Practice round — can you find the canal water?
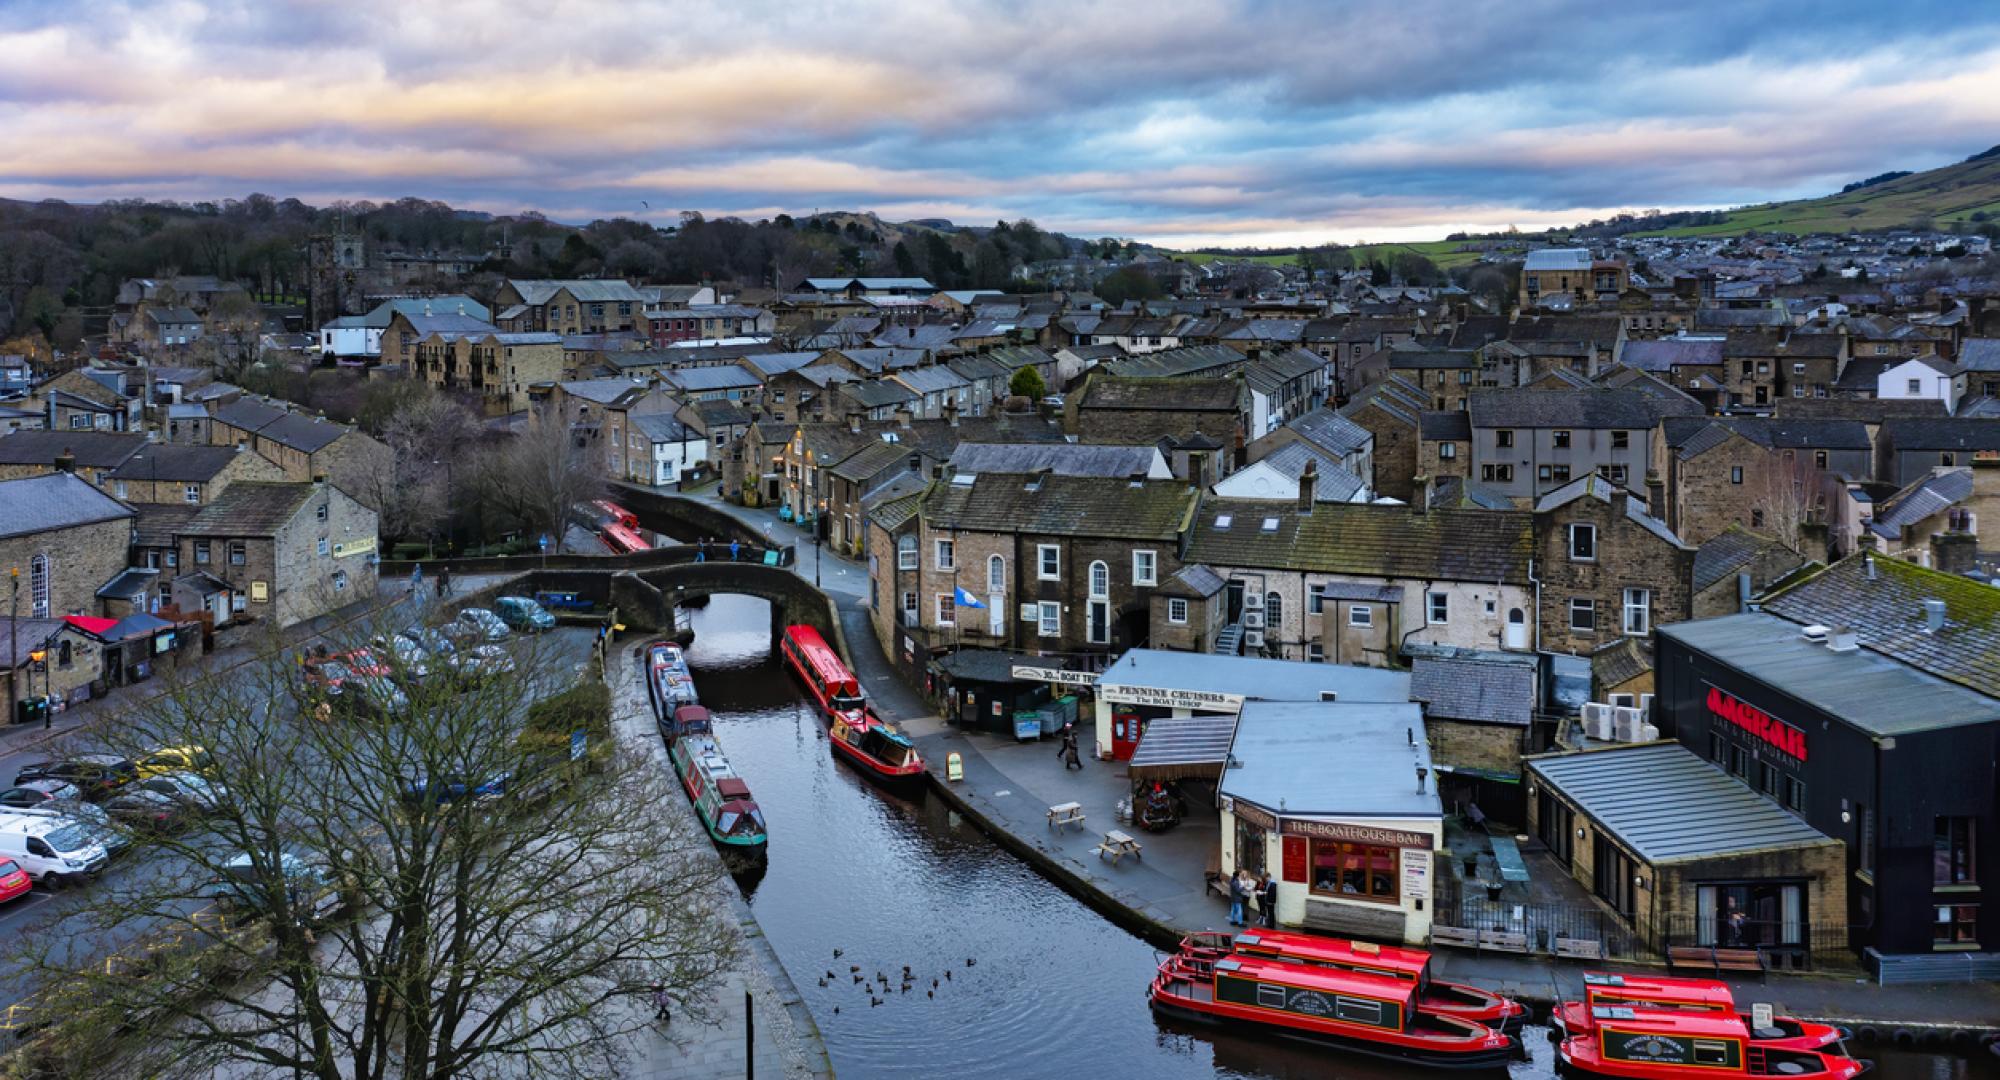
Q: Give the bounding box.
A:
[680,595,1992,1080]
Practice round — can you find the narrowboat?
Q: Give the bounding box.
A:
[667,730,768,871]
[1559,1008,1868,1080]
[646,641,698,718]
[1178,930,1526,1033]
[780,625,864,721]
[828,706,925,793]
[1554,973,1848,1052]
[1147,950,1517,1070]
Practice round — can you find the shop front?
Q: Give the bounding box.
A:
[1093,649,1411,761]
[1219,701,1442,946]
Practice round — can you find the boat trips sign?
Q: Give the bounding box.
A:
[1010,665,1099,688]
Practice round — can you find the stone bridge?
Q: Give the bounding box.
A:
[612,484,767,548]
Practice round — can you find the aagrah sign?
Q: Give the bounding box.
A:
[1279,819,1431,850]
[1706,686,1807,761]
[1099,683,1244,711]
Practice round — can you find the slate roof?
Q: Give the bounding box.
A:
[1523,248,1593,271]
[1761,556,2000,701]
[1419,410,1471,441]
[509,279,646,304]
[258,412,351,454]
[1077,375,1241,412]
[132,504,199,547]
[1387,349,1478,370]
[872,325,958,351]
[1590,636,1653,690]
[1221,443,1367,502]
[106,444,250,482]
[1243,348,1328,394]
[1339,376,1428,426]
[1693,526,1798,593]
[1157,563,1227,599]
[1426,476,1515,511]
[0,472,136,539]
[1880,417,2000,452]
[664,366,762,393]
[839,347,928,373]
[1620,337,1724,371]
[983,346,1055,373]
[1663,416,1872,458]
[1104,345,1243,379]
[1960,338,2000,372]
[948,443,1163,478]
[1508,316,1622,346]
[1468,387,1701,429]
[1409,654,1536,726]
[1184,501,1533,582]
[1870,468,1973,535]
[0,430,146,469]
[733,351,819,378]
[629,412,692,444]
[889,366,970,395]
[1285,407,1373,456]
[829,438,922,482]
[1772,396,1947,422]
[921,474,1198,541]
[1528,743,1833,863]
[866,489,924,532]
[1533,474,1690,548]
[839,380,919,409]
[96,567,158,600]
[178,482,315,537]
[558,378,651,406]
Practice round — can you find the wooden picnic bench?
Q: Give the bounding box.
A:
[1203,850,1228,898]
[1046,801,1087,832]
[1093,829,1143,866]
[1668,945,1766,978]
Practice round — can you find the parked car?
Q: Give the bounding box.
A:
[401,773,511,807]
[134,774,229,814]
[0,858,30,904]
[493,596,556,632]
[135,745,216,779]
[7,800,131,857]
[452,644,518,683]
[445,609,511,646]
[0,781,82,810]
[211,849,354,926]
[0,813,109,886]
[13,755,138,801]
[103,789,197,833]
[304,649,411,714]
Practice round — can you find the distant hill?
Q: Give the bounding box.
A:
[1638,145,2000,237]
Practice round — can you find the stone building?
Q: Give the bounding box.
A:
[1659,417,1870,546]
[1531,475,1695,656]
[0,472,137,619]
[205,398,391,510]
[410,329,564,414]
[1335,375,1426,502]
[1467,386,1702,504]
[105,443,287,506]
[1147,564,1228,653]
[1690,526,1808,619]
[172,481,379,628]
[1065,374,1243,455]
[0,430,145,485]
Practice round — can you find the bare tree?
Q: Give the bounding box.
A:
[367,390,482,546]
[6,611,733,1079]
[473,408,604,546]
[1750,453,1829,554]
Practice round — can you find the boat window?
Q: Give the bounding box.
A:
[716,811,739,835]
[832,692,865,712]
[1255,983,1287,1010]
[1334,996,1384,1026]
[1692,1040,1731,1065]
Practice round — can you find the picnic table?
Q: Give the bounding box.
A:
[1094,829,1143,866]
[1047,802,1087,832]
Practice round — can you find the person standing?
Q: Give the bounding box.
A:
[696,539,708,563]
[437,565,452,599]
[410,563,424,597]
[1260,873,1279,928]
[729,539,740,562]
[1228,869,1248,927]
[650,982,671,1023]
[1063,727,1083,770]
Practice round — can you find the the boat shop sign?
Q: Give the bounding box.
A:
[1097,682,1244,711]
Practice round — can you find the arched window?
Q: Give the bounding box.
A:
[1265,591,1283,634]
[896,534,917,570]
[1508,608,1525,625]
[987,554,1006,594]
[1088,560,1109,598]
[28,553,50,618]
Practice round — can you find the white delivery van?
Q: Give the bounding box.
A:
[0,813,109,887]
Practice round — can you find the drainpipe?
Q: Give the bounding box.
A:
[1527,558,1542,653]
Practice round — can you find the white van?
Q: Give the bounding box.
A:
[0,813,109,887]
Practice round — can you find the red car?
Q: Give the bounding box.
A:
[0,858,30,903]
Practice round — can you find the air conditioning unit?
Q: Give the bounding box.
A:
[1612,706,1645,742]
[1243,630,1265,648]
[1581,702,1615,742]
[1243,610,1265,629]
[1638,693,1654,716]
[1639,723,1660,742]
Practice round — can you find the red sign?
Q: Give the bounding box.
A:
[1706,686,1807,762]
[1282,835,1308,884]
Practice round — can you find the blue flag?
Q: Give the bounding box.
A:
[954,586,986,609]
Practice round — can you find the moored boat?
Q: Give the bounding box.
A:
[1554,973,1848,1052]
[645,641,698,719]
[780,624,864,721]
[1559,1007,1868,1080]
[667,731,768,871]
[1182,929,1526,1033]
[1147,950,1517,1070]
[828,706,925,793]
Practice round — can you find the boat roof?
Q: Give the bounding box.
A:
[717,777,752,798]
[1233,931,1430,976]
[1583,972,1734,1008]
[1592,1006,1749,1038]
[1212,955,1415,1004]
[675,704,711,719]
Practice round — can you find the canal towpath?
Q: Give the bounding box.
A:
[659,482,2000,1036]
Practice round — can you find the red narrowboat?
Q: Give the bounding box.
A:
[828,706,925,793]
[600,521,651,555]
[1559,1007,1868,1080]
[780,625,864,720]
[1178,930,1526,1033]
[592,499,640,531]
[1555,973,1848,1052]
[1148,949,1517,1070]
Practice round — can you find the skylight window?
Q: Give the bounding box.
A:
[1261,517,1280,532]
[1214,514,1232,530]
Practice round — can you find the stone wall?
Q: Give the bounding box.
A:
[1427,718,1528,774]
[1535,493,1693,656]
[0,517,133,618]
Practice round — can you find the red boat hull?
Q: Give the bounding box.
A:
[826,733,926,793]
[1555,1001,1847,1051]
[1559,1034,1868,1080]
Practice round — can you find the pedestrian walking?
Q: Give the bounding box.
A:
[410,563,423,596]
[1062,726,1083,770]
[696,538,708,563]
[729,539,740,561]
[650,982,672,1023]
[1260,872,1279,928]
[1055,724,1070,761]
[436,565,451,599]
[1228,869,1248,927]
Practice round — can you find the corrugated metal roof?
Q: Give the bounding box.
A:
[1130,713,1240,781]
[1528,743,1834,863]
[1098,650,1410,706]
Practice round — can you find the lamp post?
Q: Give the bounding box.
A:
[7,568,17,727]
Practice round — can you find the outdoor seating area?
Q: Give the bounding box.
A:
[1093,829,1142,866]
[1046,801,1086,832]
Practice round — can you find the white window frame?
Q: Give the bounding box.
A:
[1427,591,1449,625]
[897,535,917,570]
[1167,598,1188,625]
[1088,560,1109,599]
[987,554,1005,594]
[28,553,50,618]
[1568,523,1597,562]
[1265,591,1282,635]
[935,593,955,626]
[1622,587,1651,636]
[933,539,954,571]
[183,483,201,505]
[1132,549,1157,587]
[317,538,330,557]
[1307,642,1325,662]
[1347,606,1373,628]
[1038,544,1060,581]
[1307,585,1325,615]
[1037,601,1060,638]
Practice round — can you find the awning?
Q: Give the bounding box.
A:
[174,572,231,598]
[1128,712,1241,782]
[63,615,117,637]
[105,613,174,641]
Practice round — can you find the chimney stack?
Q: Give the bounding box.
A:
[54,448,76,474]
[1922,598,1947,634]
[1297,460,1317,511]
[943,399,959,427]
[847,411,862,435]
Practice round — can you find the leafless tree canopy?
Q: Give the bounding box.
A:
[6,611,732,1080]
[472,411,604,546]
[367,392,484,545]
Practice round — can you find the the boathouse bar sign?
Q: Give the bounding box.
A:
[1706,686,1807,761]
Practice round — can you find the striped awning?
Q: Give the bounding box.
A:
[1128,713,1240,782]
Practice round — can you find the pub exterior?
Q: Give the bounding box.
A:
[1655,608,2000,971]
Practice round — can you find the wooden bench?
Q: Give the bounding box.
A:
[1554,936,1605,961]
[1431,926,1480,949]
[1046,802,1086,832]
[1203,851,1228,898]
[1093,829,1143,866]
[1669,945,1767,977]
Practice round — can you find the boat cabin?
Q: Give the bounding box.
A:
[668,705,713,739]
[1211,955,1413,1034]
[1582,972,1734,1015]
[1231,931,1433,985]
[1592,1007,1747,1071]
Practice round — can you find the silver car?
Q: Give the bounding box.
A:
[451,608,511,643]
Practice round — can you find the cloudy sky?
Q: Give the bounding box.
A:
[4,1,2000,247]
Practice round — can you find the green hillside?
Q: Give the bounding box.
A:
[1174,239,1491,270]
[1640,148,2000,237]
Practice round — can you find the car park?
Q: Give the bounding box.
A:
[493,596,557,632]
[102,789,196,833]
[0,780,83,810]
[135,774,229,815]
[454,607,512,642]
[0,858,30,904]
[12,755,138,801]
[8,800,131,857]
[304,648,411,714]
[452,643,518,683]
[211,850,354,926]
[0,813,109,887]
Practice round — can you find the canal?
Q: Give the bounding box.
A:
[679,594,1993,1080]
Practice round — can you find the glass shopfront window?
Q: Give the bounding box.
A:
[1309,840,1398,903]
[1235,818,1267,877]
[1696,882,1804,949]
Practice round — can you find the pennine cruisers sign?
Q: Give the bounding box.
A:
[1706,686,1807,761]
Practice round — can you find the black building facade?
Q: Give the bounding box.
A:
[1656,613,2000,961]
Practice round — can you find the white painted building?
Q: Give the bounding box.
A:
[1876,355,1961,411]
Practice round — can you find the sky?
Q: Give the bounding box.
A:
[4,1,2000,248]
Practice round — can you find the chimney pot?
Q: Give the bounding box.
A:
[1922,598,1947,634]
